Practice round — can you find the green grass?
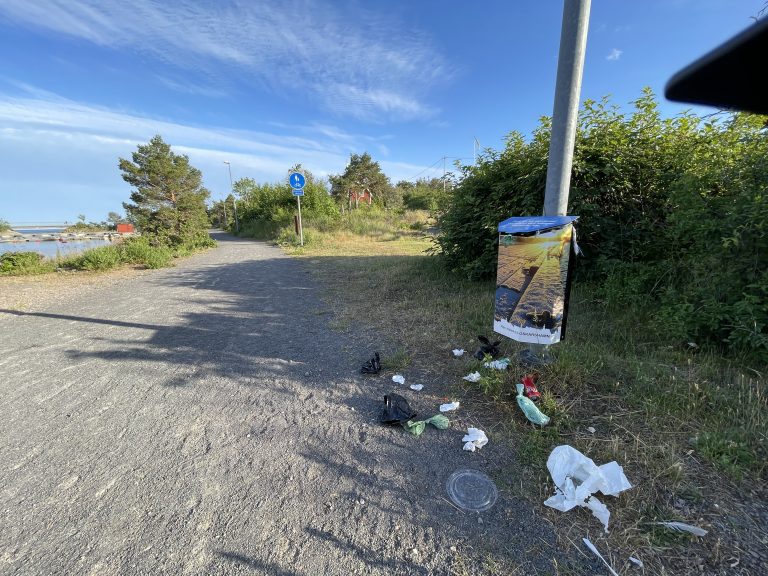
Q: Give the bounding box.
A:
[380,348,412,372]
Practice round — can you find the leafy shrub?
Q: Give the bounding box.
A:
[436,89,768,357]
[0,251,51,275]
[120,237,173,268]
[276,225,316,247]
[239,219,287,240]
[70,246,122,271]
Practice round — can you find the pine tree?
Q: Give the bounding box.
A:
[120,135,210,246]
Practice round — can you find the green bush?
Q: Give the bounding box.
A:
[276,225,316,247]
[436,89,768,358]
[120,237,173,268]
[70,245,122,271]
[0,251,52,275]
[239,219,288,240]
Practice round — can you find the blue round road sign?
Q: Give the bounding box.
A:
[289,172,305,189]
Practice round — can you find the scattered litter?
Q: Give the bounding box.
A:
[403,414,450,437]
[462,371,481,383]
[652,521,707,537]
[483,357,511,370]
[582,538,619,576]
[473,335,501,360]
[392,375,405,385]
[446,469,498,512]
[451,348,466,357]
[409,384,424,391]
[521,373,541,401]
[587,426,596,434]
[687,342,699,349]
[380,393,416,425]
[516,383,550,426]
[360,352,381,374]
[629,556,644,568]
[440,401,460,412]
[462,428,488,451]
[544,445,632,532]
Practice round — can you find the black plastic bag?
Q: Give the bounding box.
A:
[473,335,501,360]
[361,352,381,374]
[380,393,417,425]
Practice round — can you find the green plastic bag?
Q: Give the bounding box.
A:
[516,383,550,426]
[403,414,451,436]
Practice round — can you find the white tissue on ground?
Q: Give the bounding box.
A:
[462,371,481,383]
[483,358,510,370]
[543,445,632,532]
[451,349,465,357]
[409,384,423,391]
[462,427,488,451]
[392,375,405,385]
[440,402,460,412]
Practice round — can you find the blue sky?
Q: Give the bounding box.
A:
[0,0,762,223]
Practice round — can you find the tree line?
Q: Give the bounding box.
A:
[120,87,767,357]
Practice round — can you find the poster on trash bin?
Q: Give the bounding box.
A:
[494,216,578,345]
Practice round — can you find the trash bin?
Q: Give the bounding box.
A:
[494,216,578,345]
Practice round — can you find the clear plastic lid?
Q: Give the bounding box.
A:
[445,469,498,512]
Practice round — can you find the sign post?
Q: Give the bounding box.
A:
[289,172,306,246]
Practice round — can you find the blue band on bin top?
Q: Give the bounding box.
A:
[498,215,578,234]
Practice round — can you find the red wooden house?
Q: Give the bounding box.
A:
[349,188,373,208]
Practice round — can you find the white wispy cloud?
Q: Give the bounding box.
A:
[0,0,449,121]
[0,88,437,220]
[606,48,623,61]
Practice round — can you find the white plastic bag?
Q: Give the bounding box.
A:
[440,401,460,412]
[462,371,481,383]
[543,445,632,532]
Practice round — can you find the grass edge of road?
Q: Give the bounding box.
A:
[275,214,767,575]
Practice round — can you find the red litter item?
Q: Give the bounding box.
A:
[522,374,541,402]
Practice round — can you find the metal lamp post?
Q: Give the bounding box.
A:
[223,161,239,233]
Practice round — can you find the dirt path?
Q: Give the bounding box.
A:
[0,233,586,575]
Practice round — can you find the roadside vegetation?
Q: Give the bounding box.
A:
[0,135,215,277]
[232,90,766,574]
[1,236,177,275]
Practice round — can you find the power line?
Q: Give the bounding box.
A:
[403,156,472,183]
[405,157,443,182]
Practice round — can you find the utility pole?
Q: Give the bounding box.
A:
[443,156,447,194]
[519,0,590,369]
[223,161,239,233]
[543,0,591,217]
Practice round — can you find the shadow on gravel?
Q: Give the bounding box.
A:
[3,233,588,574]
[214,551,298,576]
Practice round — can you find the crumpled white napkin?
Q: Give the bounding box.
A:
[462,427,488,451]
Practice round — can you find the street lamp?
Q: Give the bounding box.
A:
[223,160,239,233]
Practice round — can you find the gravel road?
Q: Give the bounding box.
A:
[0,233,582,575]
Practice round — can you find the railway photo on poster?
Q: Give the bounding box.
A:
[493,217,577,344]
